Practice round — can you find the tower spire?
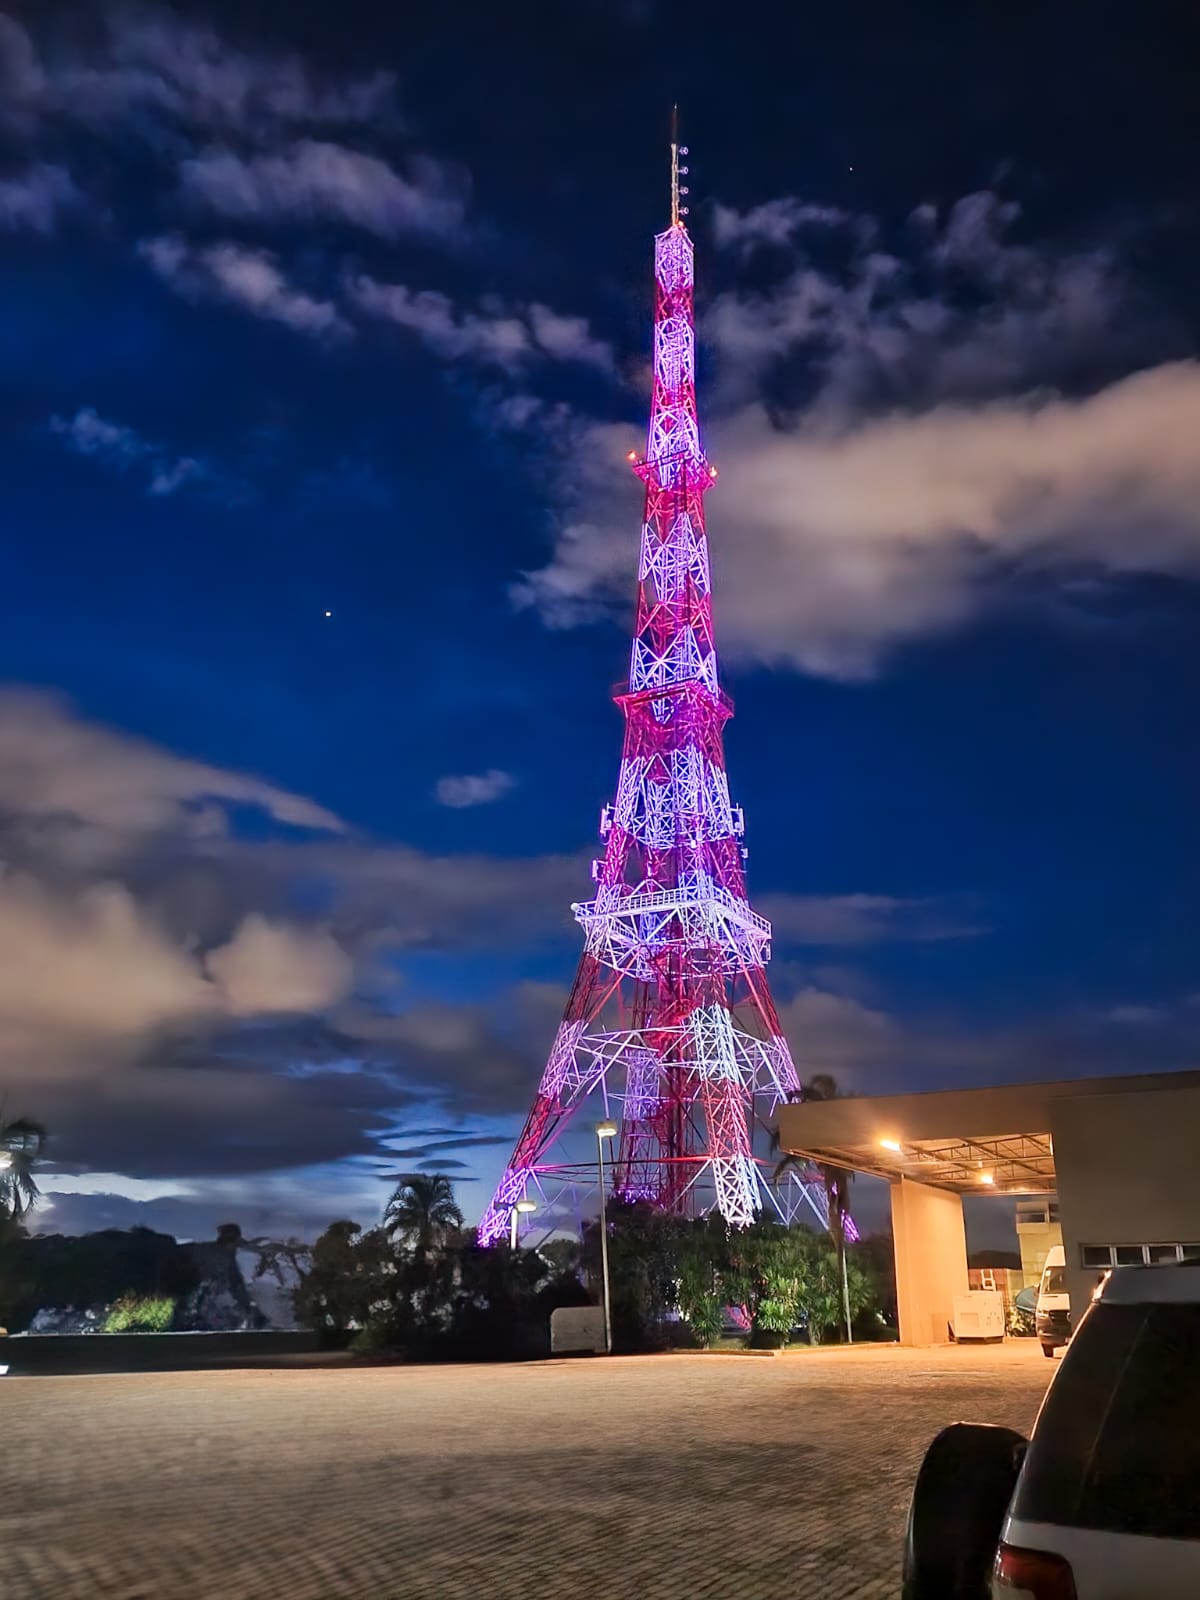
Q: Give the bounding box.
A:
[669,106,687,228]
[476,140,838,1250]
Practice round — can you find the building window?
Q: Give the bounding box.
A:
[1080,1243,1200,1269]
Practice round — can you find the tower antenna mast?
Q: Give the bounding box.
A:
[477,122,841,1248]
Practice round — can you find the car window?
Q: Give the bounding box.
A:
[1041,1266,1066,1293]
[1012,1302,1200,1540]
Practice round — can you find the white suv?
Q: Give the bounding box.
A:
[903,1260,1200,1598]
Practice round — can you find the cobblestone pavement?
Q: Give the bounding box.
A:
[5,1342,1051,1600]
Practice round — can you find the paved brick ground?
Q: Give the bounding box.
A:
[5,1342,1050,1600]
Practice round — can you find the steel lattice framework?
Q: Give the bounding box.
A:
[479,130,842,1247]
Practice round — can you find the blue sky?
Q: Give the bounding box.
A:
[4,1,1200,1244]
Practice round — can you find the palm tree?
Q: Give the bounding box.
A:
[383,1173,464,1258]
[773,1074,855,1343]
[0,1114,47,1221]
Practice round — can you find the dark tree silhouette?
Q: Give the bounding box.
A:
[383,1173,464,1259]
[0,1114,47,1221]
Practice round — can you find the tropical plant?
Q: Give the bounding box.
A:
[0,1113,47,1221]
[674,1216,727,1347]
[799,1240,871,1344]
[773,1073,855,1342]
[383,1173,465,1258]
[722,1221,814,1346]
[103,1294,176,1333]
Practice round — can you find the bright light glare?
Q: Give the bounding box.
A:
[979,1171,995,1185]
[515,1199,536,1214]
[596,1121,618,1140]
[879,1138,902,1152]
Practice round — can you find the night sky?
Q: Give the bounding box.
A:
[4,1,1200,1245]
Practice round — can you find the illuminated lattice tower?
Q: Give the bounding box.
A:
[479,127,832,1246]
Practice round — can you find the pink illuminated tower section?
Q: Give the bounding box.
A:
[478,126,833,1246]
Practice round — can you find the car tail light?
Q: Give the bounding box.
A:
[993,1543,1077,1598]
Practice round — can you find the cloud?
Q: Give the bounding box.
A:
[0,688,340,859]
[26,8,396,140]
[434,769,516,809]
[0,15,46,134]
[0,694,585,1199]
[514,183,1191,674]
[0,875,210,1039]
[518,358,1200,678]
[0,162,83,232]
[180,141,466,239]
[706,189,1144,410]
[711,196,851,251]
[1102,1004,1165,1026]
[759,893,984,946]
[141,235,349,339]
[778,986,900,1076]
[525,304,614,371]
[48,406,216,499]
[205,916,353,1016]
[0,877,354,1047]
[349,274,613,373]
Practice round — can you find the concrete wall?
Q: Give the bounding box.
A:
[1052,1083,1200,1317]
[890,1177,969,1345]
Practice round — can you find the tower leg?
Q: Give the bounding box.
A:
[690,1003,758,1227]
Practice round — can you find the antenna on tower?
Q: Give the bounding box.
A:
[670,106,690,226]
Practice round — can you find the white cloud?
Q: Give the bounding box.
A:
[434,769,516,809]
[180,141,466,239]
[526,303,614,371]
[32,9,397,138]
[516,357,1200,678]
[141,235,349,339]
[349,274,612,373]
[711,196,851,251]
[49,406,208,498]
[0,688,341,859]
[205,915,353,1016]
[515,184,1191,675]
[705,191,1133,411]
[0,875,211,1038]
[351,276,528,365]
[0,163,83,232]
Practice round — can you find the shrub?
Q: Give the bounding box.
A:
[103,1294,175,1333]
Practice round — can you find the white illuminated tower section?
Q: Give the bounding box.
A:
[478,128,838,1246]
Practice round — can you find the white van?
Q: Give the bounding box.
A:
[1035,1244,1071,1357]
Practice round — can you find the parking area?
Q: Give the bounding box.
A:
[7,1341,1051,1600]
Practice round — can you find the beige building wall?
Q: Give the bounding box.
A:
[890,1177,970,1345]
[1015,1218,1062,1289]
[1051,1083,1200,1316]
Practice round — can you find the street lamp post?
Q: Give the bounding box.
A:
[510,1198,536,1250]
[595,1120,618,1354]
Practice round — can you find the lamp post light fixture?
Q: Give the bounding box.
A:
[595,1120,618,1354]
[509,1197,537,1250]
